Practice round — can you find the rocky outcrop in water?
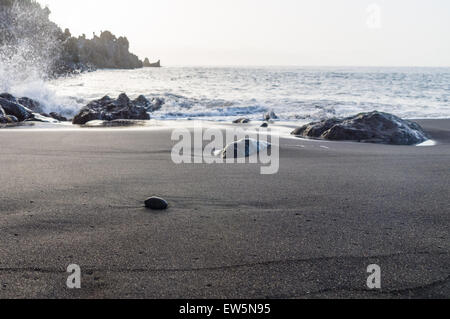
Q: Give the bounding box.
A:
[143,58,161,68]
[291,111,429,145]
[0,93,66,125]
[219,138,271,159]
[72,93,164,125]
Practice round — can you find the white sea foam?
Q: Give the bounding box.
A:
[0,2,80,117]
[0,42,80,117]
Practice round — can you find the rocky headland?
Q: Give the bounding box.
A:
[0,0,159,76]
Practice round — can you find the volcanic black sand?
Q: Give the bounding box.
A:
[0,120,449,298]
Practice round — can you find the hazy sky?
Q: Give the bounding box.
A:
[39,0,450,66]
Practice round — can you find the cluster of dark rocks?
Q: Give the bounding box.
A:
[262,110,279,127]
[0,92,165,127]
[232,111,279,127]
[72,93,164,125]
[291,111,429,145]
[0,93,67,125]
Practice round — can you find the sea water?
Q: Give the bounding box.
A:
[4,66,450,121]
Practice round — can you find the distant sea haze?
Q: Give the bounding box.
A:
[11,67,450,121]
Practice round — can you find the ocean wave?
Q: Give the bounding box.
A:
[2,67,449,120]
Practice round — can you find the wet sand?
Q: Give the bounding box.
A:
[0,119,449,298]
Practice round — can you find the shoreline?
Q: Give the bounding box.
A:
[1,118,448,145]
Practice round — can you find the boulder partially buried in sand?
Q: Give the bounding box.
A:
[218,138,271,159]
[291,111,428,145]
[145,197,169,210]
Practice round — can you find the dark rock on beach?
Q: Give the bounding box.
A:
[261,122,269,128]
[0,93,68,125]
[291,111,429,145]
[7,115,19,123]
[292,118,342,138]
[133,95,151,108]
[145,197,169,210]
[233,118,251,124]
[0,111,18,124]
[0,93,17,102]
[0,97,33,121]
[264,111,279,121]
[72,93,151,125]
[0,106,10,123]
[220,138,271,159]
[18,97,45,114]
[49,112,68,122]
[133,95,165,112]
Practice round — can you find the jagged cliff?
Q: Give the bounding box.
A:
[61,30,143,71]
[0,0,155,75]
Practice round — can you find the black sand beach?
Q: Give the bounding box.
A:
[0,120,449,298]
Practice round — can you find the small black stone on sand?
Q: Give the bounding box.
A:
[145,197,169,210]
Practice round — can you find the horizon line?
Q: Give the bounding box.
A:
[144,64,450,68]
